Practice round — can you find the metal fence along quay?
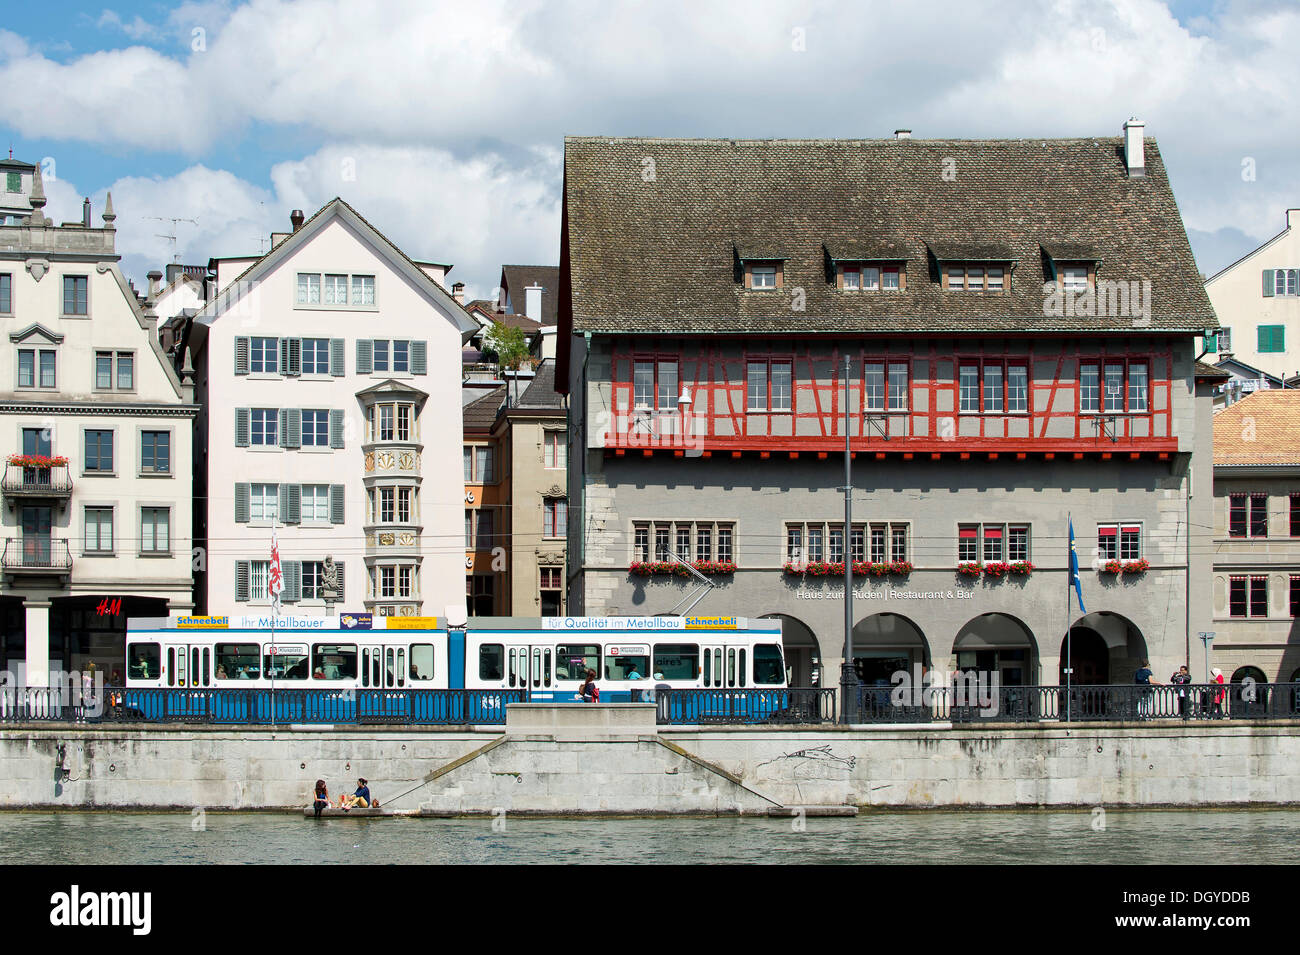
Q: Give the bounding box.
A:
[2,683,1296,726]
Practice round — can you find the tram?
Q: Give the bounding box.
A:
[121,612,787,723]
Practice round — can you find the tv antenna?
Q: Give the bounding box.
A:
[145,215,199,263]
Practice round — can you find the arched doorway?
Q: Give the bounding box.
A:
[852,613,930,687]
[954,613,1036,686]
[760,614,821,687]
[1230,665,1270,716]
[1061,611,1148,686]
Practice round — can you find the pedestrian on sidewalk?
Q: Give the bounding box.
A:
[1134,661,1162,719]
[1170,665,1191,719]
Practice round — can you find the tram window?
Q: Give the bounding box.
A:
[653,644,699,681]
[129,643,159,680]
[215,643,260,680]
[727,649,736,686]
[202,648,210,686]
[312,644,357,680]
[396,649,405,687]
[371,651,381,688]
[410,644,435,682]
[753,645,784,685]
[480,644,503,680]
[606,655,650,680]
[555,645,600,681]
[361,649,370,687]
[264,650,309,680]
[738,649,746,687]
[167,647,176,686]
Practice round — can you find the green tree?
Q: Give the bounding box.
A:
[484,320,530,370]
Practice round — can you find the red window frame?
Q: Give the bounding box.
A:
[631,355,680,412]
[956,358,1032,414]
[862,359,911,412]
[1080,356,1151,415]
[746,357,794,413]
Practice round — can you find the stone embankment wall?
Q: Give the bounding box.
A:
[3,705,1298,813]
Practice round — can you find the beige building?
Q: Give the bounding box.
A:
[0,170,196,685]
[1211,389,1300,682]
[1204,207,1300,379]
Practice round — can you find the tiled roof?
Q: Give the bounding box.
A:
[500,265,559,326]
[463,386,505,433]
[561,136,1217,335]
[515,360,565,410]
[1195,360,1231,381]
[1213,390,1300,466]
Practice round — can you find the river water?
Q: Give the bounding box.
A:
[1,809,1295,864]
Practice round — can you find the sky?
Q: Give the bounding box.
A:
[0,0,1296,299]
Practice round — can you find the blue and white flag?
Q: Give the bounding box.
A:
[1068,518,1086,614]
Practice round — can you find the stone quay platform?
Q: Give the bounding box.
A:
[3,704,1300,814]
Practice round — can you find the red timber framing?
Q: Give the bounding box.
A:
[604,340,1179,457]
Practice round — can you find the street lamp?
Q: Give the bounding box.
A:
[1198,631,1215,683]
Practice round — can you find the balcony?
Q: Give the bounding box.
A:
[2,538,73,577]
[2,460,73,507]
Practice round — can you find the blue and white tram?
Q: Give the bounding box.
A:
[464,615,787,702]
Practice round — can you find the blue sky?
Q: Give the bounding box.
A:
[1,0,1295,295]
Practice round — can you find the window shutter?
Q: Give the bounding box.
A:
[330,484,345,524]
[330,338,345,376]
[285,408,302,448]
[287,484,301,524]
[234,483,250,523]
[235,408,250,447]
[235,560,250,602]
[280,338,290,376]
[288,338,302,376]
[356,340,373,375]
[335,561,345,602]
[278,483,291,522]
[234,337,250,375]
[1263,270,1275,297]
[283,561,301,603]
[329,409,344,449]
[411,340,427,375]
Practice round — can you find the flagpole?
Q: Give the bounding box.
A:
[1065,513,1072,723]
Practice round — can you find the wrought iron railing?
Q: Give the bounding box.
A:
[1,463,73,496]
[656,688,837,725]
[1,537,73,572]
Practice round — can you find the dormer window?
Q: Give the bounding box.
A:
[751,265,777,289]
[838,263,903,292]
[1062,266,1088,293]
[947,265,1005,292]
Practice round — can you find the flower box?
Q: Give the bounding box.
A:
[7,454,69,468]
[692,560,736,575]
[1122,558,1149,574]
[983,561,1011,579]
[888,560,913,576]
[957,561,983,578]
[1100,559,1122,574]
[805,561,836,578]
[783,562,804,576]
[1008,560,1035,576]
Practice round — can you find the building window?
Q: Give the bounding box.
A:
[1008,525,1030,562]
[870,524,886,563]
[717,525,734,563]
[634,524,650,562]
[633,360,679,411]
[141,507,170,554]
[18,348,56,389]
[352,275,376,305]
[301,561,324,600]
[393,340,410,373]
[982,525,1003,562]
[379,487,395,523]
[946,265,1005,291]
[544,498,567,538]
[463,445,495,483]
[302,338,330,374]
[828,525,844,563]
[296,273,321,305]
[324,274,348,305]
[791,521,904,564]
[1229,576,1267,618]
[864,362,909,411]
[1081,359,1148,414]
[958,525,978,562]
[747,360,792,412]
[850,525,864,562]
[959,365,979,413]
[807,525,824,563]
[84,430,113,472]
[251,409,278,446]
[786,525,803,562]
[541,566,563,617]
[467,509,493,550]
[1271,269,1299,297]
[957,523,1030,564]
[695,527,713,563]
[379,566,396,598]
[91,351,132,390]
[250,484,278,523]
[840,264,902,291]
[63,275,88,315]
[1291,494,1300,538]
[750,265,777,289]
[545,432,566,469]
[251,337,278,374]
[1007,366,1028,413]
[959,362,1029,413]
[84,507,113,554]
[1292,576,1300,618]
[250,561,269,601]
[302,485,330,523]
[1258,325,1286,353]
[654,524,671,561]
[1229,494,1268,538]
[1098,523,1142,560]
[141,431,170,474]
[301,409,329,447]
[1219,327,1232,352]
[467,574,494,616]
[4,172,18,192]
[0,274,10,313]
[1062,266,1088,293]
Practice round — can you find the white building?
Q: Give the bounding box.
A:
[0,170,196,686]
[1204,207,1300,379]
[190,199,476,619]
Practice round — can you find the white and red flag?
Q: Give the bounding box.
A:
[268,530,284,613]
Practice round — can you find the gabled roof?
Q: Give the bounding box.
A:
[1214,356,1284,386]
[513,360,565,410]
[355,378,430,403]
[197,197,477,341]
[500,264,559,326]
[1205,217,1294,285]
[463,386,506,433]
[560,135,1216,341]
[1194,360,1231,382]
[1214,390,1300,466]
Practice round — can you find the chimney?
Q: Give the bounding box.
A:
[894,129,912,140]
[1123,117,1146,177]
[82,197,91,227]
[147,270,163,299]
[524,283,543,323]
[290,209,305,231]
[452,281,465,305]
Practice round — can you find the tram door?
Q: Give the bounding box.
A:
[362,646,408,690]
[701,645,746,689]
[506,645,553,698]
[164,644,211,688]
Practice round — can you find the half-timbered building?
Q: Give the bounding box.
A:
[558,123,1222,688]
